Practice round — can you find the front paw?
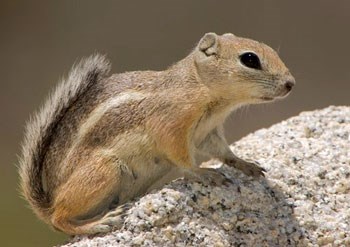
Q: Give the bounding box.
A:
[225,158,266,178]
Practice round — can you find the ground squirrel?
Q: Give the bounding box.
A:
[19,32,295,235]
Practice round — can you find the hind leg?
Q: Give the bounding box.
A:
[50,161,130,235]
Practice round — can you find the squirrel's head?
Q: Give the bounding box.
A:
[193,32,295,104]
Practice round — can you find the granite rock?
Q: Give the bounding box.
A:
[62,106,350,247]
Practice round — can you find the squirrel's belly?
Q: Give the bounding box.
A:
[102,129,180,203]
[116,155,178,203]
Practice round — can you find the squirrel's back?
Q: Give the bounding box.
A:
[18,54,111,220]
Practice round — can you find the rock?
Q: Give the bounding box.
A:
[62,106,350,246]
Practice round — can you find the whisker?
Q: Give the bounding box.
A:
[256,81,276,88]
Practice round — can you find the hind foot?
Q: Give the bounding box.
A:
[92,203,132,233]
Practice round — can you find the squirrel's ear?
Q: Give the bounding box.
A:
[222,33,236,38]
[198,33,219,56]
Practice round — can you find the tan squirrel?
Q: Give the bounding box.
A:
[19,32,295,235]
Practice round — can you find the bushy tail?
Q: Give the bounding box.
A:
[18,54,111,221]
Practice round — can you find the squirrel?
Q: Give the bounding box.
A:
[19,32,295,235]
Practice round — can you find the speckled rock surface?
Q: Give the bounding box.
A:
[62,106,350,247]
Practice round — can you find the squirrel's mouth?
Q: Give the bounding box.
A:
[260,87,293,101]
[260,96,275,101]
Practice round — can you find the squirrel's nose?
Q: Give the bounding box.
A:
[284,78,295,92]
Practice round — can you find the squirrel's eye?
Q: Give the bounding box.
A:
[239,52,262,70]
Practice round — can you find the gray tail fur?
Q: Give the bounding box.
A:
[18,54,111,221]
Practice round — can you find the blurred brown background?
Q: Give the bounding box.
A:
[0,1,349,246]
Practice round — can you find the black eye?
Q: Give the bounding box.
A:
[239,52,262,70]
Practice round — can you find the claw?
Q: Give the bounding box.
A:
[225,158,266,178]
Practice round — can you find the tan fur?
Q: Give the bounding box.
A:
[19,33,295,235]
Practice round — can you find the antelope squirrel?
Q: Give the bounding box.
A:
[19,32,295,235]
